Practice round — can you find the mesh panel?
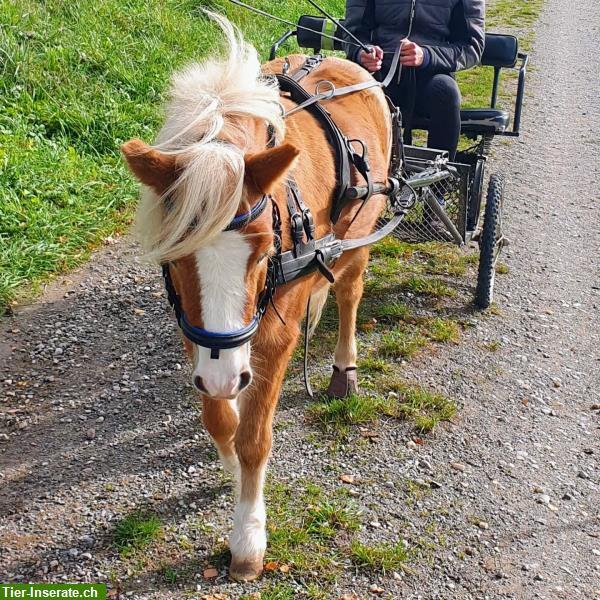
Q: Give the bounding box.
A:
[377,147,471,244]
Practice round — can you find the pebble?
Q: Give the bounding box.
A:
[477,521,489,530]
[537,494,551,505]
[406,440,418,450]
[450,462,466,472]
[85,428,96,440]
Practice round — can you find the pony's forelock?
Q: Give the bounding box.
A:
[135,12,284,263]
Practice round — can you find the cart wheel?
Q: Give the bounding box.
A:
[475,174,505,309]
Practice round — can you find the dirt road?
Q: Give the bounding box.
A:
[1,0,599,597]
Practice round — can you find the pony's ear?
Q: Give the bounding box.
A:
[121,139,178,194]
[244,143,300,195]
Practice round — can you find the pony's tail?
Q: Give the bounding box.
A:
[307,284,330,339]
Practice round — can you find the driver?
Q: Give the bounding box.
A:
[343,0,485,161]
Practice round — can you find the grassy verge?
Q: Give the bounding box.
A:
[0,0,337,313]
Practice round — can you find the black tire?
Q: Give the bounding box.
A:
[475,174,505,309]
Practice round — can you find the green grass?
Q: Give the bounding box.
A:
[0,0,343,312]
[265,480,361,580]
[113,512,162,556]
[379,327,428,359]
[350,539,409,573]
[308,393,397,434]
[308,381,456,437]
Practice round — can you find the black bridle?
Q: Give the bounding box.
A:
[161,193,282,359]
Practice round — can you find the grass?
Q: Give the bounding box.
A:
[379,327,428,359]
[0,0,342,313]
[113,512,162,556]
[308,382,457,437]
[350,539,409,573]
[265,480,360,579]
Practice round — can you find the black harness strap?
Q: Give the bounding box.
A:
[276,73,351,223]
[291,54,324,82]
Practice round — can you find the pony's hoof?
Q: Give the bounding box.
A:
[229,557,264,582]
[326,365,359,398]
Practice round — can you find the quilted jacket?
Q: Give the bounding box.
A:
[344,0,485,74]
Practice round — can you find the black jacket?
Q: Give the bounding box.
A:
[344,0,485,74]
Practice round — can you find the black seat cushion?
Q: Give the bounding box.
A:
[481,33,518,68]
[460,108,510,133]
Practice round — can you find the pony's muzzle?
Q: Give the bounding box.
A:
[194,371,252,399]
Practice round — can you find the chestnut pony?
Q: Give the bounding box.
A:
[122,15,391,581]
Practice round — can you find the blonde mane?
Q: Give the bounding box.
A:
[135,13,284,263]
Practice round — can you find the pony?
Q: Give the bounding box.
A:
[121,15,391,582]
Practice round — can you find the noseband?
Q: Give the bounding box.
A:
[162,193,281,359]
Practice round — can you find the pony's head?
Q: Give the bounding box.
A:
[122,15,298,399]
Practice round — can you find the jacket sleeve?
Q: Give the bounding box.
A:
[423,0,485,73]
[343,0,374,63]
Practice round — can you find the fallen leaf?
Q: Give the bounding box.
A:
[412,437,424,445]
[521,397,530,406]
[279,564,290,573]
[369,584,385,594]
[340,474,355,484]
[202,595,229,600]
[264,561,279,571]
[133,308,146,316]
[203,567,218,579]
[337,594,361,600]
[358,322,375,332]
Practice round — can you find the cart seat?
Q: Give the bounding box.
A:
[460,108,510,134]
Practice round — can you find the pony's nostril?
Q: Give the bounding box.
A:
[239,371,252,391]
[194,375,208,393]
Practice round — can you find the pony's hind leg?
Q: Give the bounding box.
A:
[202,398,239,477]
[329,247,370,398]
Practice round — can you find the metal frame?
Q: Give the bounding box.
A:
[491,51,529,137]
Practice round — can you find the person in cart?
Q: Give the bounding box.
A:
[343,0,485,161]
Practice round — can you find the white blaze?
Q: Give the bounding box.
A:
[193,230,252,397]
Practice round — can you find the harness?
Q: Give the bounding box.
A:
[160,39,451,388]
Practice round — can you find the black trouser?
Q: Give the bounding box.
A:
[386,72,461,161]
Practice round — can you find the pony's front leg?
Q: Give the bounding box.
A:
[202,397,239,477]
[228,330,298,581]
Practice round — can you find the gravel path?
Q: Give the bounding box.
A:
[1,0,599,597]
